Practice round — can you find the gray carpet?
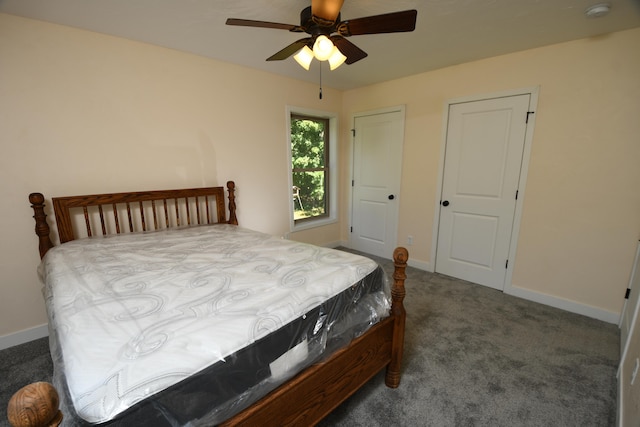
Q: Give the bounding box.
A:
[0,251,619,426]
[1,336,53,426]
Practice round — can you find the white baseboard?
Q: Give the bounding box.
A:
[0,324,49,351]
[339,242,432,271]
[506,284,620,324]
[323,240,344,249]
[404,261,616,323]
[407,258,431,272]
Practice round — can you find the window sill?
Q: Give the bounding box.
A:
[292,216,338,232]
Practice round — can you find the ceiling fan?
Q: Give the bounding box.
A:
[226,0,417,70]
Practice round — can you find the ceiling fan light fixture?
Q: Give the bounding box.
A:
[227,5,418,73]
[294,46,314,70]
[328,47,347,70]
[313,35,334,61]
[312,0,345,25]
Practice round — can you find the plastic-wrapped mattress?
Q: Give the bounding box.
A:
[40,225,389,426]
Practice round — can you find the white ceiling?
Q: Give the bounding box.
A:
[1,0,639,90]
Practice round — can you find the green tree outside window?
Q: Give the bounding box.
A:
[291,115,329,221]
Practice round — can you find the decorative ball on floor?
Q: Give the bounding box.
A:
[7,382,62,427]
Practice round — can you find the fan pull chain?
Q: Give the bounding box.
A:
[319,63,323,100]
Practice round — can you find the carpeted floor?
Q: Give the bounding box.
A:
[1,336,53,426]
[0,251,619,426]
[319,251,619,426]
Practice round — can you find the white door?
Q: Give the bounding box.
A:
[351,108,404,259]
[618,242,640,426]
[620,242,640,358]
[435,95,531,290]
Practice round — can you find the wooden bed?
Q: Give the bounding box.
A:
[8,181,408,427]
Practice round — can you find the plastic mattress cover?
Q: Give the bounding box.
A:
[40,224,390,426]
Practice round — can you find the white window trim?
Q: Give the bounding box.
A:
[286,105,338,232]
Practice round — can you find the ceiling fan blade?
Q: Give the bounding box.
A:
[266,38,312,61]
[226,18,302,32]
[311,0,345,26]
[338,9,417,36]
[331,36,368,65]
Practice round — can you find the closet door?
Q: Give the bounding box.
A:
[620,241,640,358]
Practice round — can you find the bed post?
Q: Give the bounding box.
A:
[29,193,54,260]
[7,382,62,427]
[226,181,238,225]
[386,246,408,388]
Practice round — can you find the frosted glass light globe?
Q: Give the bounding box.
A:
[313,35,334,61]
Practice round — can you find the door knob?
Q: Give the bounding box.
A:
[388,195,395,200]
[441,200,450,206]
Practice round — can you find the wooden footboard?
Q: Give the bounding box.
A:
[221,247,408,427]
[8,184,408,427]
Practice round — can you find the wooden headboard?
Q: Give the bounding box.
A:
[29,181,238,259]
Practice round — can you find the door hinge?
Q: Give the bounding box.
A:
[625,288,631,299]
[351,128,356,136]
[505,260,509,269]
[515,190,519,200]
[350,226,353,233]
[526,111,535,124]
[352,179,354,187]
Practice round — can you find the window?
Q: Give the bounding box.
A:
[288,108,337,231]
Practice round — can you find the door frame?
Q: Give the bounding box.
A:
[347,105,405,257]
[430,87,539,292]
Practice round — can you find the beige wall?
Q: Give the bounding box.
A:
[342,28,640,319]
[1,11,639,340]
[0,13,343,337]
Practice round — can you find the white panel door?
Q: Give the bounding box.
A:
[351,109,404,259]
[436,95,530,290]
[620,242,640,359]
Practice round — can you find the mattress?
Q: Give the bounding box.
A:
[40,224,389,425]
